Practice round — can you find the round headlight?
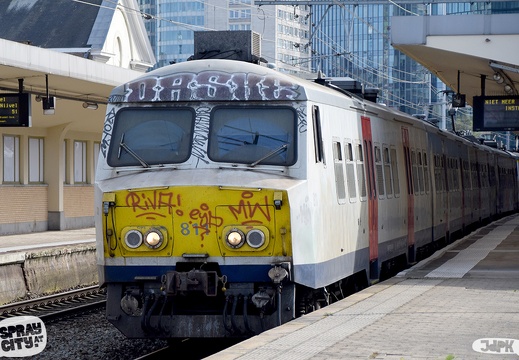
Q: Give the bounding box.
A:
[144,230,163,249]
[125,230,143,248]
[226,229,245,248]
[246,229,266,248]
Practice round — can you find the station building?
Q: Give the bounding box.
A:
[0,0,155,235]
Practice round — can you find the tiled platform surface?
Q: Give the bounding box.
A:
[208,215,519,360]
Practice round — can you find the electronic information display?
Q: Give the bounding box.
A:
[473,95,519,131]
[0,93,30,127]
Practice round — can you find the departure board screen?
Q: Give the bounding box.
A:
[473,95,519,131]
[0,93,30,127]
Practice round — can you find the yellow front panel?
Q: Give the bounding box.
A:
[102,186,292,258]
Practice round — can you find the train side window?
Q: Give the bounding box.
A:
[417,152,424,194]
[383,146,393,198]
[390,147,400,197]
[312,105,325,164]
[333,140,346,204]
[441,156,447,191]
[455,159,460,190]
[357,143,367,200]
[345,142,357,202]
[374,145,385,198]
[434,154,443,193]
[423,152,429,194]
[490,164,496,187]
[411,150,419,194]
[471,163,486,189]
[365,140,376,199]
[446,158,450,191]
[463,160,470,190]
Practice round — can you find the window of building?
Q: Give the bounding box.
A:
[74,141,87,183]
[3,135,19,183]
[94,142,100,176]
[29,137,44,183]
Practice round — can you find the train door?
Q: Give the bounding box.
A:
[401,127,415,263]
[361,116,378,280]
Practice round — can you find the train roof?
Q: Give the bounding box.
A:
[108,59,311,103]
[108,59,516,158]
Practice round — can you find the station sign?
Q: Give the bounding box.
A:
[0,93,30,127]
[473,95,519,131]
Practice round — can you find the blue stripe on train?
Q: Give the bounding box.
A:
[102,264,273,283]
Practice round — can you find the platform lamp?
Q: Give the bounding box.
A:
[489,61,519,95]
[82,101,98,110]
[42,74,55,115]
[42,97,55,115]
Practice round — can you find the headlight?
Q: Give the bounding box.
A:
[226,229,245,248]
[144,229,163,249]
[125,230,143,248]
[246,229,265,248]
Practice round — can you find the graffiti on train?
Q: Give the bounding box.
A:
[109,71,303,103]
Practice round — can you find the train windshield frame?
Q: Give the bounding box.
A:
[106,107,195,167]
[207,106,297,166]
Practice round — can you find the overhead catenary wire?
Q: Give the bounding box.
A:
[68,0,450,116]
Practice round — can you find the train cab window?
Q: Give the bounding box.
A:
[107,108,195,167]
[208,106,297,166]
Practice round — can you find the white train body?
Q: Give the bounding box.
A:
[94,59,518,339]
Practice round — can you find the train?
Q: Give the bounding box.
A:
[94,58,518,339]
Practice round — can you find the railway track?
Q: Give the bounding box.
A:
[133,338,244,359]
[0,285,106,321]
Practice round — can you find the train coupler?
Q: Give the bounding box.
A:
[165,269,219,296]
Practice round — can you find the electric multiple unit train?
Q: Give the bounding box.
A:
[94,58,518,339]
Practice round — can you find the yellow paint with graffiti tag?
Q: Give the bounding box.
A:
[102,186,292,258]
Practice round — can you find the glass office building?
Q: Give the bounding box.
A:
[310,1,519,118]
[138,0,311,72]
[138,1,518,119]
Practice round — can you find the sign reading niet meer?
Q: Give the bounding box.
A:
[0,93,30,127]
[473,95,519,131]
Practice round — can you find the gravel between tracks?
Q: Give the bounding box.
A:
[31,309,167,360]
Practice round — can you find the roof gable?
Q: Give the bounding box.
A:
[0,0,106,48]
[0,0,155,71]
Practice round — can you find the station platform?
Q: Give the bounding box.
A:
[208,214,519,360]
[0,227,97,304]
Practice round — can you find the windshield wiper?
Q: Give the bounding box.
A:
[118,133,150,168]
[250,144,288,167]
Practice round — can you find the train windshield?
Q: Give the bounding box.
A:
[107,108,194,167]
[208,107,297,166]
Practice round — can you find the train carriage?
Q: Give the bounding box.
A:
[95,58,518,339]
